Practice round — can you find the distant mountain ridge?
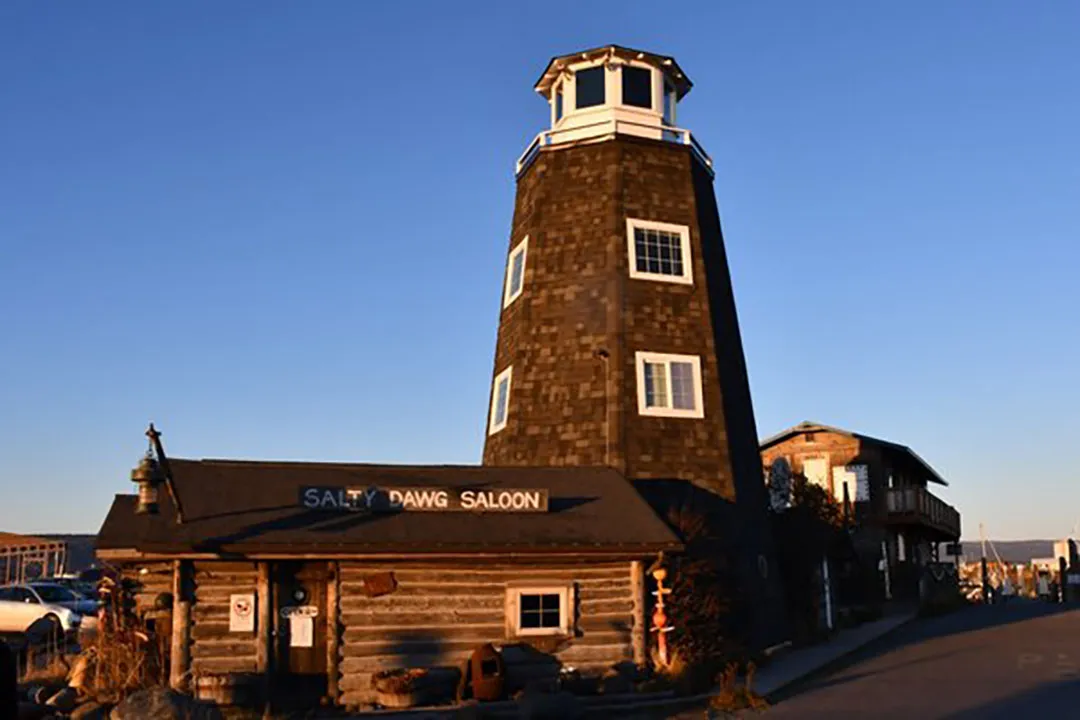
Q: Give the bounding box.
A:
[960,539,1059,564]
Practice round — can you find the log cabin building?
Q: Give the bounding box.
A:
[760,421,962,601]
[95,44,787,710]
[95,461,681,707]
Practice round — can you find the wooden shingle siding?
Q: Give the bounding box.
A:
[189,561,258,675]
[335,563,637,706]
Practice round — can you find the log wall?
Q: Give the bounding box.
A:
[189,561,259,675]
[336,562,636,706]
[126,561,173,613]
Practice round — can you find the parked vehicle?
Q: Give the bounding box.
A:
[0,585,82,635]
[25,583,99,616]
[42,576,98,601]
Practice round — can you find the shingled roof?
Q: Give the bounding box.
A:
[760,421,949,486]
[96,460,682,560]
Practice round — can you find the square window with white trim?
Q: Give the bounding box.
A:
[488,366,512,435]
[626,219,693,284]
[506,585,573,637]
[635,352,704,418]
[503,236,528,308]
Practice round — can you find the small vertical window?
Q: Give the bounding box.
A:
[626,219,693,285]
[635,352,704,418]
[575,66,605,109]
[488,366,512,435]
[555,85,564,121]
[503,236,528,308]
[621,66,652,109]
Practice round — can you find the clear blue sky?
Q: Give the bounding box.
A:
[1,2,1077,540]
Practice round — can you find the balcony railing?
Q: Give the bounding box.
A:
[515,118,714,177]
[886,487,961,539]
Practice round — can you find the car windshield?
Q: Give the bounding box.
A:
[31,584,78,603]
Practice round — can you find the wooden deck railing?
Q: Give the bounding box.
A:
[886,487,961,539]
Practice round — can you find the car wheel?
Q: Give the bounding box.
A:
[40,613,62,644]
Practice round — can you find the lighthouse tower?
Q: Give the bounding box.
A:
[482,46,784,646]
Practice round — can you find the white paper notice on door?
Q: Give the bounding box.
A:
[289,615,314,648]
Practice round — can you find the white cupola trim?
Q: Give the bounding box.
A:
[518,45,712,177]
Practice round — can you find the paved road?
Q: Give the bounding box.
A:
[765,601,1080,719]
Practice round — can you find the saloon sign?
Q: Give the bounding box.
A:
[300,486,549,513]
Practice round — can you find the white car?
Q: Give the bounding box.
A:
[0,584,82,635]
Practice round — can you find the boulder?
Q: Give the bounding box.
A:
[109,687,223,720]
[45,687,78,712]
[71,701,110,720]
[517,688,585,720]
[17,701,50,720]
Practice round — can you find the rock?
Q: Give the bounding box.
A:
[45,687,78,712]
[599,671,632,695]
[517,688,585,720]
[109,686,223,720]
[71,701,110,720]
[17,701,50,720]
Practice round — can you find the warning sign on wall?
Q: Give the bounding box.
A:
[229,593,256,632]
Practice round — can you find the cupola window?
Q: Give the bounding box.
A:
[622,66,653,109]
[555,84,564,121]
[575,66,605,109]
[663,79,676,125]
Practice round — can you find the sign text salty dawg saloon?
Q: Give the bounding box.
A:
[300,486,549,513]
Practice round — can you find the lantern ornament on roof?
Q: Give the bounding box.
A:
[131,452,164,515]
[129,422,186,522]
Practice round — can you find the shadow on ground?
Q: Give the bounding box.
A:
[770,600,1074,703]
[943,679,1080,719]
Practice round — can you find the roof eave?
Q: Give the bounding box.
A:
[533,45,692,99]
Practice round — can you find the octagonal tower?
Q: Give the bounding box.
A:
[481,45,784,647]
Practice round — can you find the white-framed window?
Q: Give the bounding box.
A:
[505,584,574,637]
[635,351,704,418]
[503,236,528,308]
[626,218,693,285]
[832,464,870,503]
[488,366,512,435]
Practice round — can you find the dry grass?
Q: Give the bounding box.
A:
[707,662,768,715]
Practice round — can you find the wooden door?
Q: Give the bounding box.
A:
[271,561,328,707]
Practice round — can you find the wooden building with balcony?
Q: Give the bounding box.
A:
[760,421,961,601]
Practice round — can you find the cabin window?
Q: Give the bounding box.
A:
[626,219,692,284]
[635,351,704,419]
[507,585,573,637]
[621,66,652,108]
[575,66,605,109]
[488,366,512,435]
[503,236,528,308]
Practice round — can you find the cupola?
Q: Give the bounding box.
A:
[520,45,708,175]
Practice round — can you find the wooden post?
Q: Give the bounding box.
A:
[256,562,271,676]
[326,561,340,704]
[169,560,192,691]
[631,560,646,666]
[1059,557,1068,604]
